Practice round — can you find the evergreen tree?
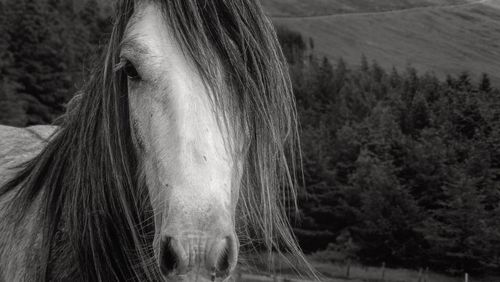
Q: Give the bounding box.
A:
[332,57,347,95]
[389,67,402,89]
[315,57,335,106]
[1,0,111,126]
[457,72,473,92]
[479,73,492,93]
[0,0,27,126]
[360,54,369,72]
[0,1,13,80]
[371,60,384,83]
[349,149,422,265]
[421,172,488,272]
[8,0,64,124]
[409,91,430,132]
[276,26,306,66]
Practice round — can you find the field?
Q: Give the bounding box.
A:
[262,0,471,17]
[270,0,500,86]
[236,260,500,282]
[231,253,500,282]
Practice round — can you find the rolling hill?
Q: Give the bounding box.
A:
[262,0,472,17]
[268,0,500,86]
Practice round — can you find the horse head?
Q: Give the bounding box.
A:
[121,2,241,279]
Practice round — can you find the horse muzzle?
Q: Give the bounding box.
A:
[159,231,238,281]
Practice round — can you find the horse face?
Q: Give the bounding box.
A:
[121,3,240,280]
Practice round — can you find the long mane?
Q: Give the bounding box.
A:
[0,0,311,281]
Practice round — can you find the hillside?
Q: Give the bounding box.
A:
[271,0,500,86]
[263,0,471,17]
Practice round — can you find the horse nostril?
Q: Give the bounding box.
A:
[210,236,238,278]
[159,236,184,277]
[216,245,230,274]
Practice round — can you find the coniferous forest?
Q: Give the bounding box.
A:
[1,0,500,276]
[0,0,112,125]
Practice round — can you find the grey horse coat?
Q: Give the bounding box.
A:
[0,125,57,281]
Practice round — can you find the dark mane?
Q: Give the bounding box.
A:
[0,0,311,281]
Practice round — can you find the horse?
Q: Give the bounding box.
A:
[0,0,314,281]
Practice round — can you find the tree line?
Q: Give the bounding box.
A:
[0,0,112,126]
[277,27,500,274]
[1,0,500,276]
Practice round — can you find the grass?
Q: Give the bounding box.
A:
[262,0,470,17]
[310,261,499,282]
[236,258,500,282]
[270,0,500,87]
[234,252,500,282]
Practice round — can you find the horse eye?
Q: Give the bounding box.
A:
[124,60,141,80]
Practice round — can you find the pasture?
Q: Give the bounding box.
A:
[236,262,500,282]
[272,0,500,86]
[262,0,472,17]
[232,253,500,282]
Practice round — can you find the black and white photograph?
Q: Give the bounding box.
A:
[0,0,499,281]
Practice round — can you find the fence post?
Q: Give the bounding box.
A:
[346,259,351,278]
[381,262,386,281]
[465,272,469,282]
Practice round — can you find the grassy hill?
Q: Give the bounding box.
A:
[262,0,471,17]
[270,0,500,86]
